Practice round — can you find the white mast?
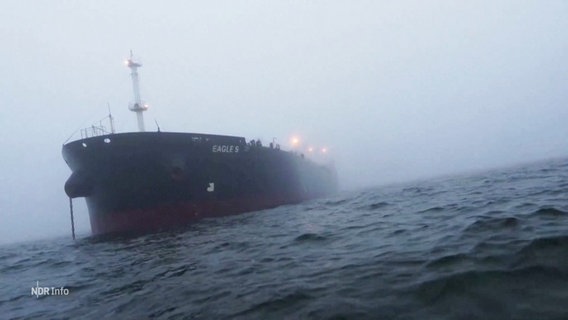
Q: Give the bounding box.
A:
[125,51,148,132]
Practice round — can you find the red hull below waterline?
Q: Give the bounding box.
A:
[88,196,307,236]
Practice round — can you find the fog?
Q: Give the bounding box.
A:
[1,1,567,244]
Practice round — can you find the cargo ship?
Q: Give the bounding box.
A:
[62,54,338,236]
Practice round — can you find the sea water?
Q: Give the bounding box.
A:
[1,158,567,319]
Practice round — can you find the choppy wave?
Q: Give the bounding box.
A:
[1,158,568,319]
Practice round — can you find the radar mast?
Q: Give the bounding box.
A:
[125,51,148,132]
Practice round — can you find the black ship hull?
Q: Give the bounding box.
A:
[63,132,337,235]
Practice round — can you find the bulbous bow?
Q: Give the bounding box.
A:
[64,170,93,198]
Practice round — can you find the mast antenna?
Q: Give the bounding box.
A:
[125,50,148,132]
[107,103,115,134]
[154,119,161,132]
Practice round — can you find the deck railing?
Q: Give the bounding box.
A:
[80,124,112,139]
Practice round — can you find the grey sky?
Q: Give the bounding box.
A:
[1,1,567,244]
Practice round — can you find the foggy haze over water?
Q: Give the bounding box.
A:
[1,1,567,244]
